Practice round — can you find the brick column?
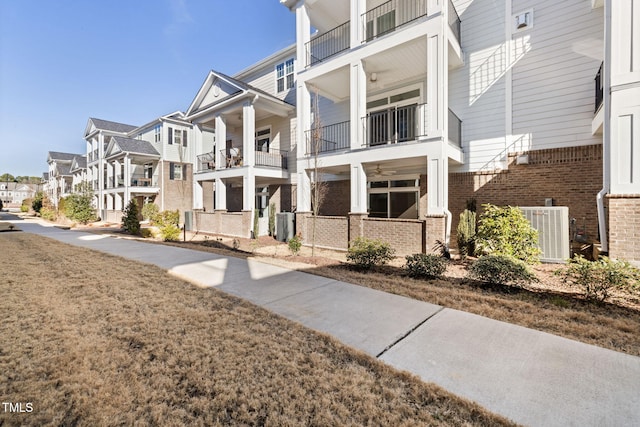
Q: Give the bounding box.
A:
[607,195,640,264]
[348,212,368,245]
[425,215,446,253]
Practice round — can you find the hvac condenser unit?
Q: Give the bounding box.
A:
[520,206,570,263]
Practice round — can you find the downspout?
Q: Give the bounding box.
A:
[597,0,611,254]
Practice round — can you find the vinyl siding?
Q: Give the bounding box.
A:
[511,0,603,152]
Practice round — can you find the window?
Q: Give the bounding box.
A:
[154,125,161,143]
[276,58,294,93]
[368,179,419,219]
[174,129,182,146]
[168,127,173,144]
[366,10,396,41]
[255,128,270,152]
[169,163,185,180]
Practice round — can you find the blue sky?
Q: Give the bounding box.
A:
[0,0,295,177]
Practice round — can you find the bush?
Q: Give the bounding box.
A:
[347,237,395,270]
[32,192,44,214]
[457,209,476,258]
[405,254,448,279]
[122,199,140,235]
[268,203,276,236]
[288,234,302,255]
[468,254,537,287]
[64,185,96,224]
[155,210,181,241]
[20,201,29,213]
[475,204,541,264]
[40,206,57,221]
[141,203,159,222]
[555,255,640,302]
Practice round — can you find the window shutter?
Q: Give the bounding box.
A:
[169,163,175,180]
[183,130,188,147]
[168,127,173,145]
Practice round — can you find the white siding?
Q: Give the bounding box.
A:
[449,0,507,172]
[511,0,603,152]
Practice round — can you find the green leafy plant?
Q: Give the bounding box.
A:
[253,209,259,239]
[20,199,30,212]
[468,254,537,287]
[64,183,96,224]
[288,233,302,255]
[40,206,57,221]
[32,192,44,213]
[155,210,181,241]
[347,237,395,270]
[456,209,476,258]
[121,199,141,235]
[268,203,276,237]
[141,202,159,222]
[475,204,541,264]
[405,254,448,279]
[555,255,640,302]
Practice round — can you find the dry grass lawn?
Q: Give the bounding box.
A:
[0,232,515,426]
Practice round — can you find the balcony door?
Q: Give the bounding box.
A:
[366,88,420,146]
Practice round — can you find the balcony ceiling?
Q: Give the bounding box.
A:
[307,0,350,32]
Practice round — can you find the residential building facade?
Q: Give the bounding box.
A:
[46,151,83,207]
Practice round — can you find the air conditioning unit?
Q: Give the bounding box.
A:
[520,206,569,263]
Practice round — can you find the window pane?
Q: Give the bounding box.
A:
[390,179,416,187]
[276,63,284,78]
[277,78,284,92]
[369,193,388,218]
[286,74,294,89]
[286,58,294,74]
[390,89,420,103]
[390,192,418,219]
[370,181,388,188]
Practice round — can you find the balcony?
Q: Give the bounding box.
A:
[197,152,216,172]
[448,0,460,44]
[595,62,603,113]
[131,174,156,187]
[362,0,428,43]
[306,21,350,67]
[219,148,289,170]
[305,121,351,155]
[362,103,428,147]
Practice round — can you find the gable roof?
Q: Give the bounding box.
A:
[48,151,79,163]
[185,69,294,119]
[105,136,160,158]
[85,117,138,137]
[70,156,87,172]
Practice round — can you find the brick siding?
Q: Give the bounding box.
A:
[362,217,424,256]
[607,195,640,263]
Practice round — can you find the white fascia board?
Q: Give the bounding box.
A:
[186,71,216,116]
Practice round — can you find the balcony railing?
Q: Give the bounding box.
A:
[595,61,603,113]
[131,174,156,187]
[362,0,428,42]
[448,0,461,44]
[448,108,462,148]
[220,148,243,168]
[305,121,351,155]
[256,148,289,169]
[362,103,428,147]
[197,152,215,172]
[306,21,350,67]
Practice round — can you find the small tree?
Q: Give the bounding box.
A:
[32,191,44,214]
[122,199,140,235]
[309,88,329,257]
[268,202,276,237]
[64,182,96,224]
[141,202,159,223]
[475,204,540,264]
[155,210,180,241]
[456,209,476,258]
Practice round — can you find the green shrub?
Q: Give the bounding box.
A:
[155,210,181,241]
[555,255,640,302]
[268,203,276,236]
[457,209,476,258]
[141,203,159,222]
[40,206,57,221]
[475,204,541,264]
[20,199,30,213]
[347,237,395,270]
[64,185,96,224]
[468,254,537,287]
[288,234,302,255]
[57,197,66,215]
[405,254,448,279]
[32,192,44,213]
[122,199,140,235]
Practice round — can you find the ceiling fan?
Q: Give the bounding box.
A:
[371,164,395,177]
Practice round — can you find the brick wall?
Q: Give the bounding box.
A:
[318,179,350,216]
[425,215,446,253]
[362,217,424,256]
[607,195,640,263]
[159,161,193,222]
[297,214,349,250]
[449,145,603,247]
[194,210,247,237]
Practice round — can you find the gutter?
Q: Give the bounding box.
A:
[597,0,611,254]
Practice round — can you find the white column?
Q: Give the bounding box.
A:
[242,102,256,166]
[427,34,444,137]
[295,2,311,69]
[215,178,227,210]
[214,115,226,170]
[350,60,367,149]
[297,170,311,212]
[193,180,204,210]
[351,0,366,47]
[350,162,367,213]
[123,155,131,204]
[427,153,448,215]
[114,193,122,211]
[243,170,256,213]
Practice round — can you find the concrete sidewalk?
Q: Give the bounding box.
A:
[6,214,640,427]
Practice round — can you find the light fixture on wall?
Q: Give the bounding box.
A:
[370,72,378,82]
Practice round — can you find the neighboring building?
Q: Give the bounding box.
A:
[70,155,88,193]
[186,56,297,237]
[84,113,195,223]
[0,182,37,207]
[46,151,82,206]
[272,0,639,262]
